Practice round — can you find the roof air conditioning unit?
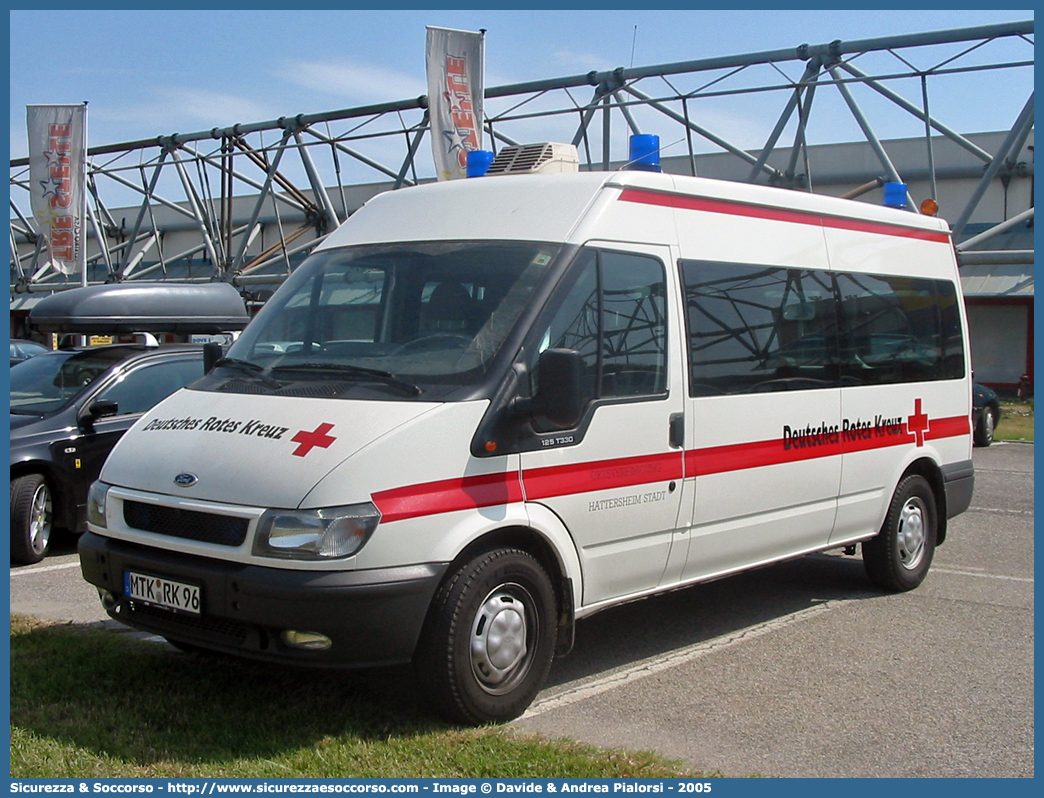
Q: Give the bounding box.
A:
[486,143,580,175]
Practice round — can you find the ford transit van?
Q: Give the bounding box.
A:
[79,167,974,724]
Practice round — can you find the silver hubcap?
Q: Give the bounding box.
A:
[471,585,533,694]
[984,411,995,440]
[897,497,927,570]
[29,483,52,556]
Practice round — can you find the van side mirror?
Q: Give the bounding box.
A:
[203,342,223,374]
[532,348,584,429]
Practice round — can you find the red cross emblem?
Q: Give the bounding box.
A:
[907,398,929,447]
[291,423,337,457]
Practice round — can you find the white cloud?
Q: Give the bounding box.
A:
[96,88,274,133]
[549,47,615,74]
[280,60,427,105]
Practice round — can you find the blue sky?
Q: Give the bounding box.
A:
[9,8,1034,160]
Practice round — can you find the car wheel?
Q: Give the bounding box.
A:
[974,407,997,447]
[11,474,54,565]
[863,474,937,592]
[415,548,557,725]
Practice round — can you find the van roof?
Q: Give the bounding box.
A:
[318,170,951,251]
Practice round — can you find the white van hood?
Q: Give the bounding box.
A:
[100,388,438,508]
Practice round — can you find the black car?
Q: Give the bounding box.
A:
[10,338,50,366]
[973,382,1002,447]
[9,344,205,563]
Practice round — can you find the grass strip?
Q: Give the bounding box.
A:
[996,400,1033,443]
[11,615,716,779]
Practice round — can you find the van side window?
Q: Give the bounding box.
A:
[681,260,966,395]
[600,251,668,397]
[541,251,600,405]
[680,261,838,395]
[836,273,965,383]
[936,280,967,380]
[536,248,668,410]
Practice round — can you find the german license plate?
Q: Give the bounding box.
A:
[124,571,201,615]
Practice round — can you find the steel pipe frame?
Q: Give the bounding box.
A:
[10,19,1033,292]
[956,207,1035,251]
[951,92,1035,239]
[746,58,825,184]
[835,61,994,164]
[957,250,1033,265]
[169,149,222,271]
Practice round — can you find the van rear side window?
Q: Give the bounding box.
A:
[836,272,966,384]
[680,260,965,396]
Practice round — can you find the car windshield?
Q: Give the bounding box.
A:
[11,340,48,359]
[9,348,128,414]
[221,240,560,395]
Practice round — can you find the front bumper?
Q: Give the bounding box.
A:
[78,531,447,668]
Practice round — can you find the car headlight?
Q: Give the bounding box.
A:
[87,481,111,528]
[252,502,380,560]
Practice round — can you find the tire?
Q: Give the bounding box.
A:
[863,474,937,592]
[415,548,557,725]
[974,407,997,447]
[11,474,54,565]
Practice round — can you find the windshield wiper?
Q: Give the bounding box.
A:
[271,363,421,396]
[214,357,282,389]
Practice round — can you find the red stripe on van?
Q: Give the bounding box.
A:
[618,187,951,244]
[522,451,684,501]
[372,471,524,524]
[684,436,843,478]
[372,416,969,522]
[685,414,971,477]
[927,415,972,440]
[371,452,682,523]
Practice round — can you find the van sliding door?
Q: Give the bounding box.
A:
[678,261,843,582]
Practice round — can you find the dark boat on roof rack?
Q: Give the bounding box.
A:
[28,282,251,334]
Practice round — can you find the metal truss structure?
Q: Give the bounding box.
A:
[9,19,1034,295]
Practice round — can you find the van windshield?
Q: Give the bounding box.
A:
[221,241,560,396]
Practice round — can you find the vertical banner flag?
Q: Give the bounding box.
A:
[426,26,485,181]
[27,103,88,277]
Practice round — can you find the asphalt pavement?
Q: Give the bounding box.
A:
[9,442,1034,777]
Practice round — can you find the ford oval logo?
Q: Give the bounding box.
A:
[174,473,198,488]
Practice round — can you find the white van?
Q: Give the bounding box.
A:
[80,164,974,724]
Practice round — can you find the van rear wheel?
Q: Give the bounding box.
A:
[415,548,557,725]
[863,474,937,592]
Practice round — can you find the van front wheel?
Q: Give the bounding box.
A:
[416,548,557,725]
[863,474,937,592]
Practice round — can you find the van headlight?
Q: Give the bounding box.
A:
[87,481,111,528]
[253,502,380,560]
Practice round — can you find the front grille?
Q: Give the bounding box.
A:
[123,501,248,547]
[128,601,249,642]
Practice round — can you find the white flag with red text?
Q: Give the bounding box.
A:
[426,27,485,181]
[27,104,88,276]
